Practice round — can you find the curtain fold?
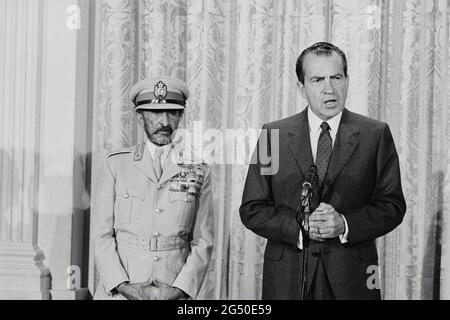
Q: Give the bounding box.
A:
[91,0,450,299]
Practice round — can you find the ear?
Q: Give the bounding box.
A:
[297,81,307,99]
[136,112,144,127]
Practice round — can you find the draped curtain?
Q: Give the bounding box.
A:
[90,0,450,299]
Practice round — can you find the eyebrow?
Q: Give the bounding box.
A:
[310,73,344,80]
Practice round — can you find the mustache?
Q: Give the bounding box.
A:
[156,126,173,134]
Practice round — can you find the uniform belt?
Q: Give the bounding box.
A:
[116,233,191,252]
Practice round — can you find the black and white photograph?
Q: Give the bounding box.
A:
[0,0,449,304]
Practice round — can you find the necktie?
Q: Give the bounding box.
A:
[315,122,332,184]
[154,148,163,180]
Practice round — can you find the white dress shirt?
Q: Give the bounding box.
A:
[146,139,172,169]
[297,107,349,249]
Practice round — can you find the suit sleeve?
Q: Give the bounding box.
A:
[172,165,214,299]
[344,123,406,246]
[92,157,129,295]
[239,125,301,248]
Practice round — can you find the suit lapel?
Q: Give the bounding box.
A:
[287,109,314,177]
[134,144,159,183]
[321,109,360,198]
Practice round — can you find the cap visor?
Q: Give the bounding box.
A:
[135,103,185,111]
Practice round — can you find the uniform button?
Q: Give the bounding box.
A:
[158,185,164,190]
[153,256,160,262]
[154,208,161,214]
[153,232,160,237]
[123,193,129,199]
[312,252,320,257]
[140,196,145,201]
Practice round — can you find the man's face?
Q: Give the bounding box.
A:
[298,52,349,121]
[138,109,183,146]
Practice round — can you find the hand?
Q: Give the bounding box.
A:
[117,279,155,300]
[117,282,144,300]
[308,202,345,241]
[300,218,324,243]
[150,279,189,300]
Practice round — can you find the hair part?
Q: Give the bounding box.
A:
[295,42,348,85]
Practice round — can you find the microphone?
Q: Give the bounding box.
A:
[300,165,318,202]
[296,165,318,226]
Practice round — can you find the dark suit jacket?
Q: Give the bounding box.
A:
[239,108,406,300]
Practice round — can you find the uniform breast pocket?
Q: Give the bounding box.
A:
[169,191,196,226]
[114,188,146,224]
[169,191,195,203]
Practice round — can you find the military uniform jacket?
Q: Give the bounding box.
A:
[93,141,214,299]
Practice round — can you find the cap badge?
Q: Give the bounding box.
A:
[154,81,167,103]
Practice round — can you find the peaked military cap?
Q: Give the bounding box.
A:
[130,76,189,111]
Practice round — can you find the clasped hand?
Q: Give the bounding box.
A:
[117,279,188,300]
[306,202,345,242]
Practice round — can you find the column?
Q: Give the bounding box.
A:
[0,0,51,299]
[0,0,93,299]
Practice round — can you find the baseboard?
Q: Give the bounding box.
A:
[0,290,50,300]
[50,288,92,300]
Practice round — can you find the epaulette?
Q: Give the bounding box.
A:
[133,141,146,161]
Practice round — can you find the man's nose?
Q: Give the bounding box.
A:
[158,112,170,126]
[322,77,334,93]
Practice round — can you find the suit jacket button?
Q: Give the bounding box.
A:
[123,193,129,199]
[153,256,160,262]
[154,208,161,214]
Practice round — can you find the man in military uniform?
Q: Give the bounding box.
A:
[93,77,214,300]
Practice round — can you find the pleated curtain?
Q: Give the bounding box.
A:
[90,0,450,300]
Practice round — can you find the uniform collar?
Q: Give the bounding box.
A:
[146,139,173,160]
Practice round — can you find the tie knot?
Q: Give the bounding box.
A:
[320,122,330,132]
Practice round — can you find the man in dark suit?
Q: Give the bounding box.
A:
[239,42,406,300]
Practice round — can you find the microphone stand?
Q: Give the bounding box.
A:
[297,191,312,300]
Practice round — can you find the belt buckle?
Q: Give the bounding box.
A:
[150,237,157,251]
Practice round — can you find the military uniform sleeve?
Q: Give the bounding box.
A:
[92,157,129,295]
[172,165,214,299]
